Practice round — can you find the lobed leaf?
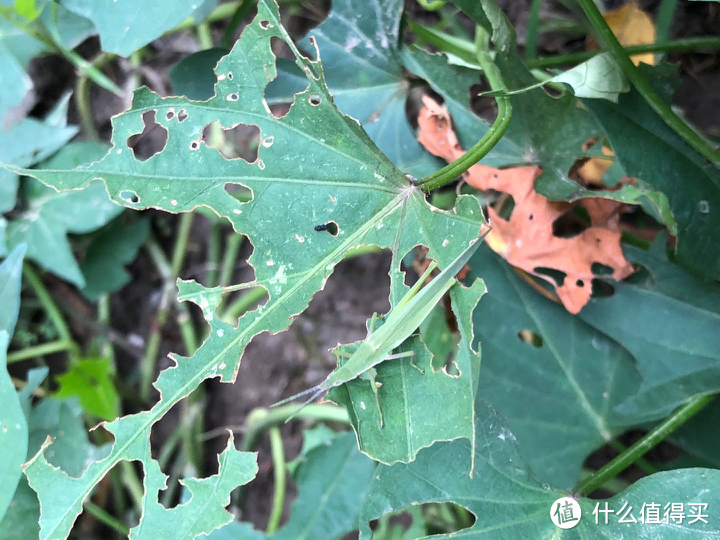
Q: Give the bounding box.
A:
[7,1,487,537]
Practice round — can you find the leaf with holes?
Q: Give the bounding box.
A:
[265,0,439,176]
[467,243,643,489]
[582,66,720,279]
[4,1,487,537]
[327,260,485,469]
[579,236,720,422]
[441,1,674,225]
[360,399,720,539]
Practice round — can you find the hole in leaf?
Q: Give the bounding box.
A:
[592,262,614,276]
[314,221,339,236]
[533,267,566,287]
[189,140,200,151]
[552,206,590,238]
[518,329,543,348]
[126,110,168,161]
[591,278,616,298]
[166,110,174,120]
[177,109,188,122]
[227,93,239,102]
[203,121,260,162]
[308,93,321,106]
[576,279,584,288]
[227,72,233,80]
[120,190,140,204]
[259,19,270,29]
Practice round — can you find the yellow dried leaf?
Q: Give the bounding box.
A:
[588,2,656,66]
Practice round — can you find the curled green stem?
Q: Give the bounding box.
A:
[418,26,512,193]
[577,0,720,165]
[266,426,287,534]
[575,393,716,497]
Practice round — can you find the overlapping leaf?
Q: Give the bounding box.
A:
[272,431,376,540]
[468,244,643,488]
[60,0,215,56]
[8,1,487,537]
[583,71,720,279]
[6,142,123,287]
[360,399,720,538]
[579,237,720,421]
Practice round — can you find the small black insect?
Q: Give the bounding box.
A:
[314,224,329,232]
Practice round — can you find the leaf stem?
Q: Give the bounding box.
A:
[22,265,78,356]
[266,426,286,534]
[84,501,130,536]
[576,0,720,165]
[7,339,76,364]
[221,0,254,50]
[219,232,244,288]
[141,214,197,402]
[418,27,512,193]
[221,286,268,323]
[525,0,543,59]
[75,53,116,140]
[240,404,350,452]
[575,393,716,497]
[526,37,720,68]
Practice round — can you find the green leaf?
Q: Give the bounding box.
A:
[128,435,257,538]
[6,142,122,287]
[327,240,485,468]
[80,217,150,300]
[0,245,27,521]
[0,243,25,337]
[60,0,202,56]
[360,399,720,538]
[203,521,264,540]
[468,244,643,488]
[579,237,720,421]
[14,0,44,21]
[9,2,487,537]
[54,356,120,421]
[266,0,442,177]
[170,48,229,101]
[1,391,113,539]
[0,334,26,523]
[550,53,629,102]
[583,74,720,279]
[272,431,376,540]
[442,1,672,226]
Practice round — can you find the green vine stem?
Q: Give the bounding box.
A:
[7,339,76,364]
[575,393,716,497]
[266,426,287,534]
[418,26,513,193]
[525,0,543,59]
[84,501,130,536]
[240,404,350,452]
[221,0,254,50]
[141,214,197,402]
[577,0,720,165]
[527,36,720,68]
[75,53,116,140]
[219,232,244,288]
[22,265,80,363]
